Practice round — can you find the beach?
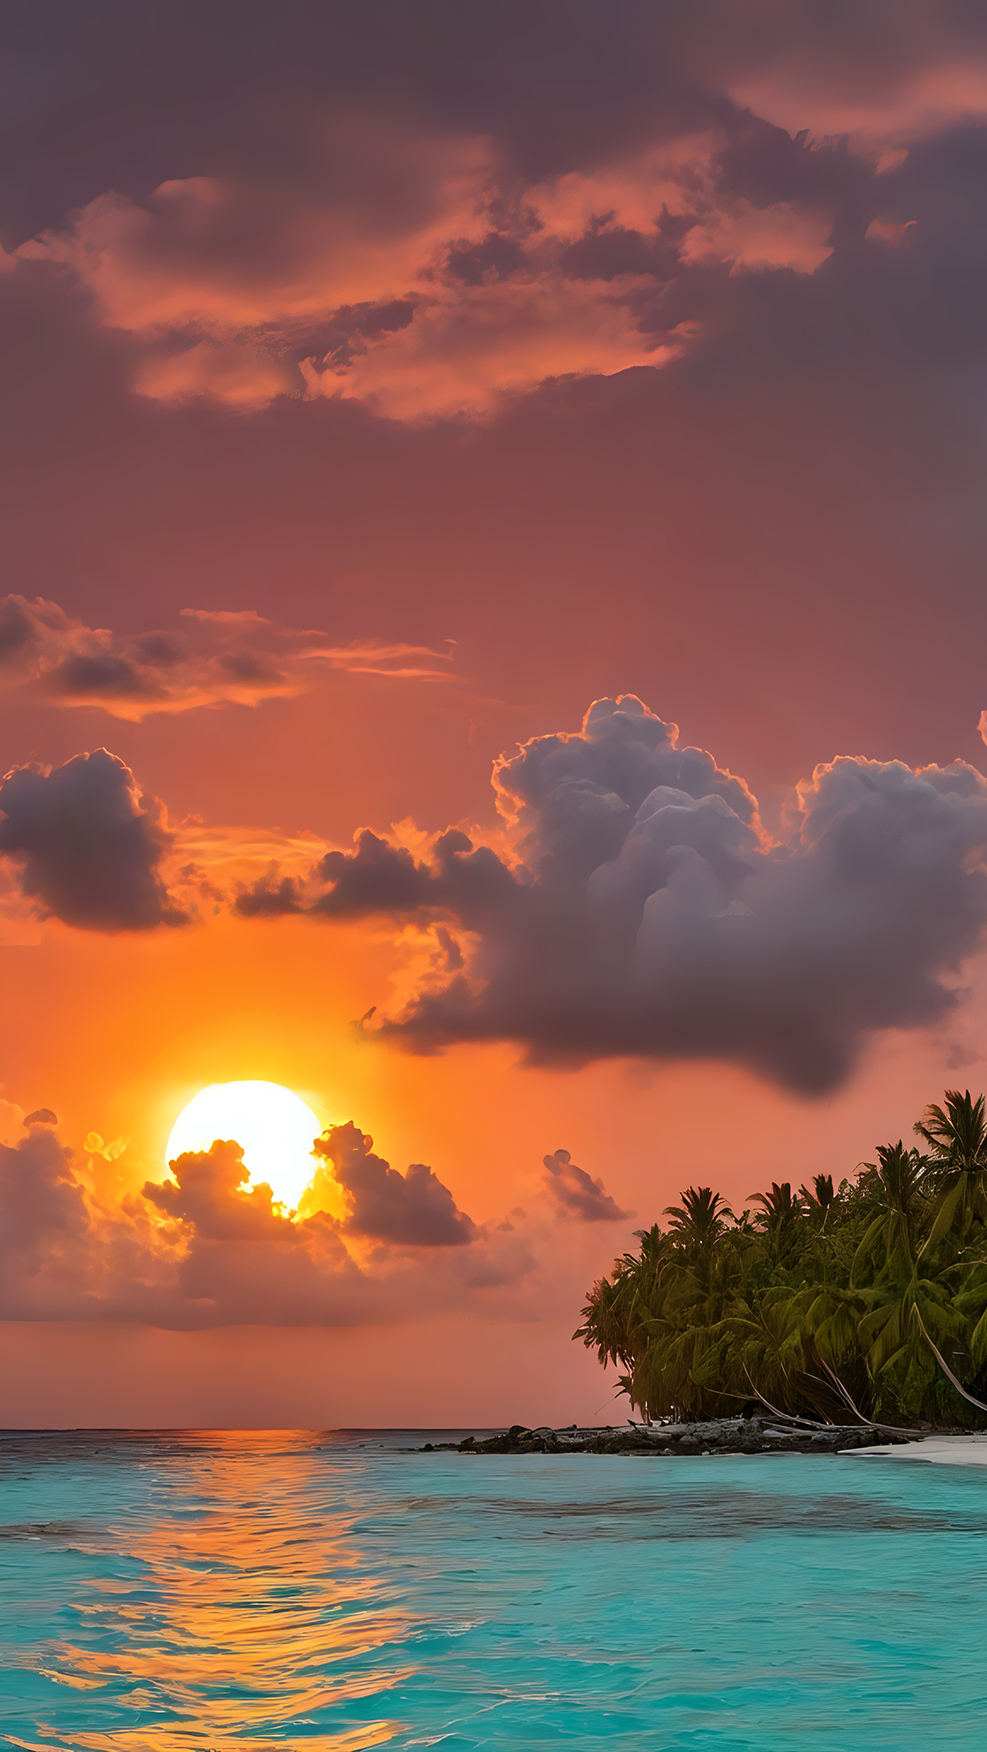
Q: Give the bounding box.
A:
[850,1433,987,1466]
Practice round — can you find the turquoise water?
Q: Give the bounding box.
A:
[1,1432,986,1749]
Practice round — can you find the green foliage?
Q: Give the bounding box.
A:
[575,1090,987,1428]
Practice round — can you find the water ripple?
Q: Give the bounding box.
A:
[2,1431,987,1748]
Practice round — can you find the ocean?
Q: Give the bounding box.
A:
[1,1428,985,1749]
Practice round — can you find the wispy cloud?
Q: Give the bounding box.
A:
[0,594,456,719]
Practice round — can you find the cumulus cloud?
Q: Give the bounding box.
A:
[0,594,455,719]
[312,1121,477,1245]
[0,1123,168,1321]
[234,825,512,923]
[145,1139,291,1240]
[0,1107,554,1325]
[0,748,187,931]
[240,695,987,1093]
[0,1129,91,1313]
[542,1149,632,1221]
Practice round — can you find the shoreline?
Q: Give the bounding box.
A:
[419,1416,968,1458]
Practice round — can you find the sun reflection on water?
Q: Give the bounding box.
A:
[10,1431,406,1751]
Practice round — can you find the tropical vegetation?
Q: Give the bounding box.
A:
[576,1090,987,1429]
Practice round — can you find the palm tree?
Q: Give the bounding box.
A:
[916,1089,987,1167]
[748,1182,802,1225]
[852,1143,927,1281]
[663,1186,733,1249]
[800,1173,836,1227]
[575,1226,672,1378]
[747,1182,806,1264]
[703,1285,825,1420]
[629,1238,749,1421]
[915,1089,987,1248]
[576,1092,987,1430]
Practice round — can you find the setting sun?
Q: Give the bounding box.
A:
[166,1081,323,1210]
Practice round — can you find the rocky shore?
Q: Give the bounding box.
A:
[420,1416,919,1457]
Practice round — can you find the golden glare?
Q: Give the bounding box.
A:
[166,1080,323,1210]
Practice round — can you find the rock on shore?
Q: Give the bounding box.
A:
[420,1416,917,1456]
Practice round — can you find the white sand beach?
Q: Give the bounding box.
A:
[845,1435,987,1466]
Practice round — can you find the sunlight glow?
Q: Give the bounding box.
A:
[166,1081,322,1210]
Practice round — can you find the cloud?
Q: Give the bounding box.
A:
[7,3,987,426]
[10,104,855,421]
[312,1121,477,1245]
[542,1149,632,1221]
[144,1139,292,1240]
[241,694,987,1094]
[0,1102,549,1325]
[727,48,987,165]
[0,1129,89,1294]
[0,1123,167,1321]
[0,594,456,720]
[234,825,513,923]
[0,748,188,931]
[679,197,833,274]
[299,274,682,421]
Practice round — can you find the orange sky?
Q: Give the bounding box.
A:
[4,2,987,1425]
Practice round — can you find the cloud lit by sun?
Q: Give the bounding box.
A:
[166,1080,324,1210]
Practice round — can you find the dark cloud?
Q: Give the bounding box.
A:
[0,748,188,931]
[315,832,436,916]
[249,695,987,1094]
[445,233,530,285]
[316,299,419,369]
[542,1149,632,1221]
[0,593,451,717]
[50,650,161,702]
[0,2,712,245]
[558,222,681,284]
[312,1121,477,1245]
[712,115,862,212]
[233,874,307,919]
[6,3,987,246]
[234,827,514,923]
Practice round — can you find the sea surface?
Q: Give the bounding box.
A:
[1,1429,986,1750]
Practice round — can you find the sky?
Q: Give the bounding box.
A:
[4,0,987,1427]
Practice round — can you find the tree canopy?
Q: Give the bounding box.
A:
[576,1090,987,1429]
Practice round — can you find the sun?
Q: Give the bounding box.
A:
[166,1081,323,1211]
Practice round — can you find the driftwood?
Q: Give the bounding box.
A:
[419,1415,920,1457]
